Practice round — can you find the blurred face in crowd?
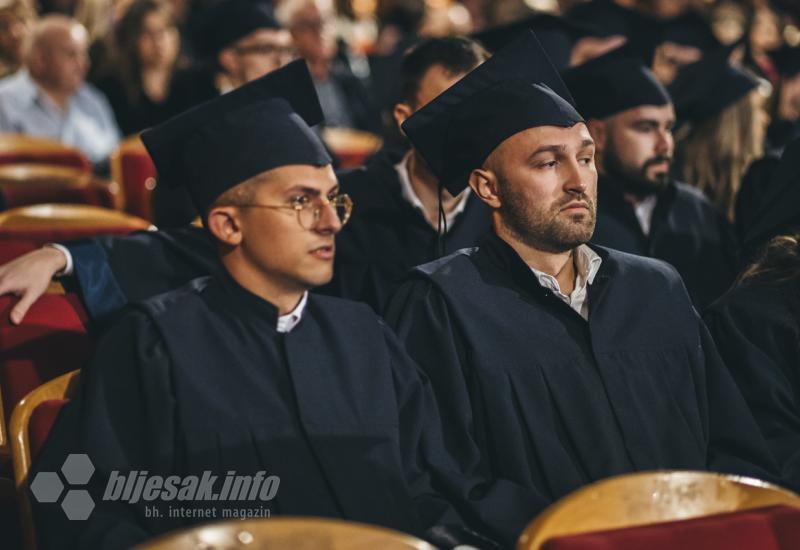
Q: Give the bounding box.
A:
[591,103,675,195]
[751,88,771,147]
[219,28,295,87]
[137,8,179,69]
[209,164,344,297]
[27,18,90,97]
[289,2,336,65]
[393,63,467,130]
[0,9,29,67]
[470,123,598,253]
[779,74,800,121]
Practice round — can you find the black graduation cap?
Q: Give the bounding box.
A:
[141,59,331,214]
[562,45,671,120]
[196,0,282,60]
[668,44,759,128]
[744,137,800,247]
[565,0,652,40]
[402,30,584,196]
[769,46,800,78]
[472,13,599,71]
[658,11,721,51]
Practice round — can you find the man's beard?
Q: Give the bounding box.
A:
[604,139,671,197]
[498,178,597,254]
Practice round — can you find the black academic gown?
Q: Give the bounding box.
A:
[591,175,738,309]
[385,232,784,517]
[704,275,800,489]
[32,273,511,549]
[327,149,492,311]
[65,149,492,320]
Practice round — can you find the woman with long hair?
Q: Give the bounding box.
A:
[705,139,800,490]
[670,46,771,222]
[93,0,181,135]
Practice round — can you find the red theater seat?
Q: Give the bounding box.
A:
[0,134,91,172]
[111,135,157,221]
[541,506,800,550]
[0,238,37,265]
[0,164,120,210]
[0,294,91,432]
[0,203,152,246]
[321,127,382,168]
[519,471,800,550]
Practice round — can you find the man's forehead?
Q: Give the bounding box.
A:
[255,164,337,189]
[508,123,594,149]
[238,27,291,46]
[617,103,676,122]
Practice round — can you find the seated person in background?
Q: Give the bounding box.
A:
[385,31,787,523]
[276,0,380,133]
[92,0,182,136]
[562,49,739,309]
[32,60,510,550]
[154,0,295,227]
[0,0,34,79]
[0,37,493,321]
[705,137,800,489]
[0,15,120,169]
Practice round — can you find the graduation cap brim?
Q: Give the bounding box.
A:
[402,30,583,196]
[668,42,759,128]
[562,44,671,120]
[744,137,800,247]
[141,59,331,213]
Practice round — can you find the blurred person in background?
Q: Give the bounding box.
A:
[745,0,784,83]
[92,0,182,135]
[705,138,800,489]
[670,46,771,222]
[0,0,34,79]
[0,14,120,169]
[564,48,739,309]
[277,0,380,132]
[765,45,800,152]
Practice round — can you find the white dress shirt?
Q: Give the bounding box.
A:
[395,152,470,231]
[528,245,603,320]
[632,194,658,236]
[277,291,308,333]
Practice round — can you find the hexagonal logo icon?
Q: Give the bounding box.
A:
[30,471,64,504]
[61,454,94,485]
[61,489,95,521]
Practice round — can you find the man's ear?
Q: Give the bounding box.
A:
[392,102,414,135]
[468,167,502,209]
[586,118,607,151]
[207,206,243,246]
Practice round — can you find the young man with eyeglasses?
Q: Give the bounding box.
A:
[31,60,509,550]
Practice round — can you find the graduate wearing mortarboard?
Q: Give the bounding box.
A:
[764,46,800,153]
[705,137,800,491]
[30,61,511,550]
[385,30,785,520]
[562,47,739,310]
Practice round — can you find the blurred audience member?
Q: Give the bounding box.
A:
[746,2,784,83]
[277,0,380,132]
[168,0,294,117]
[710,1,748,45]
[566,0,645,66]
[652,10,721,84]
[670,47,770,222]
[38,0,114,43]
[0,14,120,168]
[765,45,800,153]
[93,0,181,135]
[0,0,34,79]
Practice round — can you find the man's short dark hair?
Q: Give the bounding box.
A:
[399,37,490,106]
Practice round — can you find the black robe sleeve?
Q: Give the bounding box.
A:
[385,281,550,546]
[65,227,219,323]
[32,310,181,550]
[704,283,800,491]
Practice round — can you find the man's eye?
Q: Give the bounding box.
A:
[579,157,593,165]
[540,161,557,169]
[291,195,311,206]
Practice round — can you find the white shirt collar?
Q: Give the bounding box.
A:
[632,194,658,236]
[395,152,470,231]
[276,291,308,333]
[528,245,603,320]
